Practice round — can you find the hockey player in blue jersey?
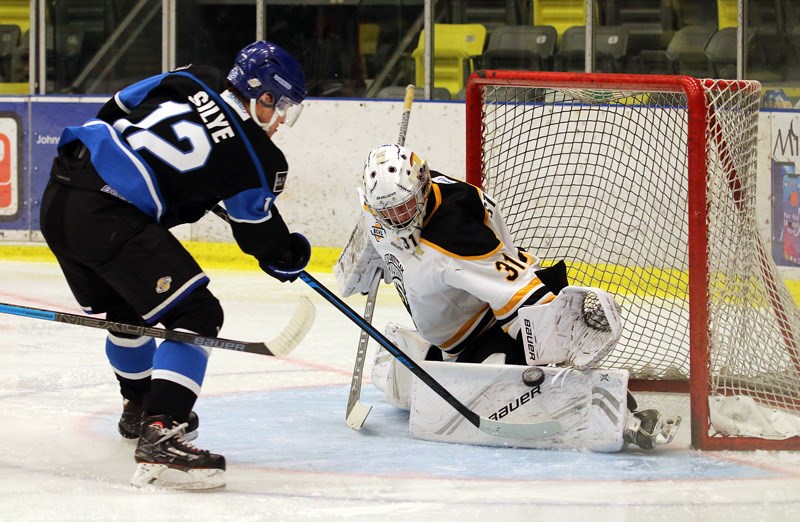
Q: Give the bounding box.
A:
[39,41,310,489]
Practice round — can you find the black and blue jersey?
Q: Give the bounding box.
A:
[56,64,293,263]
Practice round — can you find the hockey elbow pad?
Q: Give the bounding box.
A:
[259,233,311,283]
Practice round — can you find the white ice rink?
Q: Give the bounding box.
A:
[2,259,800,521]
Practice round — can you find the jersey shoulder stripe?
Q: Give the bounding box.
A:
[420,173,500,258]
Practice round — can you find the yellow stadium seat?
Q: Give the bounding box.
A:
[533,0,590,44]
[0,0,30,34]
[359,23,380,78]
[411,23,487,98]
[717,0,737,29]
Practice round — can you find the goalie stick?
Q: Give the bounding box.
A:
[298,270,561,440]
[345,269,380,429]
[0,297,315,357]
[346,83,417,430]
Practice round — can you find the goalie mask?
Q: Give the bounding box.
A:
[362,144,431,247]
[227,41,307,130]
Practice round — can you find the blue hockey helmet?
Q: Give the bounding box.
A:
[227,41,307,127]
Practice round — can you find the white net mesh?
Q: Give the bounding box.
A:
[472,76,800,443]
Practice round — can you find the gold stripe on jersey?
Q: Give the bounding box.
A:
[419,183,441,229]
[439,303,492,350]
[494,278,555,319]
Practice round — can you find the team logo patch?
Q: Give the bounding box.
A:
[155,276,172,294]
[273,171,287,193]
[370,222,386,242]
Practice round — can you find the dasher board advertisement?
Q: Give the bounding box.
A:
[770,112,800,267]
[0,113,20,220]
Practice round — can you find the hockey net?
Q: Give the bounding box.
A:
[465,71,800,450]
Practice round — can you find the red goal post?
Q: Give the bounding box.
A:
[465,70,800,450]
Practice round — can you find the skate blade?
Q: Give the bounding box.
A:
[655,415,682,446]
[131,463,225,490]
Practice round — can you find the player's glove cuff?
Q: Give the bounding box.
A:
[259,232,311,283]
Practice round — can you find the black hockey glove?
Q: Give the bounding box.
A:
[259,232,311,283]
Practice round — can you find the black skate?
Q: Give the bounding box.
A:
[130,414,225,490]
[118,400,199,441]
[624,409,681,450]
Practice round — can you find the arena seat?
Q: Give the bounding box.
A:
[481,25,558,71]
[532,0,591,45]
[411,23,487,98]
[604,0,674,56]
[553,25,630,73]
[705,27,737,78]
[0,24,20,81]
[633,24,716,75]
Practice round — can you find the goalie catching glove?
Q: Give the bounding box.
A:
[518,286,623,368]
[259,232,311,282]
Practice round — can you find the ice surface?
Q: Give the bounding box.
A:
[1,260,800,521]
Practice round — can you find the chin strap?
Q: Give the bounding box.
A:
[249,98,279,131]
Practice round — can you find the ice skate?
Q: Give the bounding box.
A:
[130,414,225,490]
[624,409,681,450]
[118,400,199,441]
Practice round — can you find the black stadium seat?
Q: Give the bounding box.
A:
[481,25,558,71]
[633,24,716,75]
[705,27,737,79]
[554,25,630,73]
[0,24,21,81]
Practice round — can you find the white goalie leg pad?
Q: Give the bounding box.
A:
[409,362,629,452]
[334,218,390,297]
[371,323,430,410]
[518,285,623,368]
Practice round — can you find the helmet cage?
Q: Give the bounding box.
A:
[370,182,427,231]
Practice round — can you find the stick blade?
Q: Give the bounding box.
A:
[345,401,373,430]
[266,296,316,356]
[478,418,561,439]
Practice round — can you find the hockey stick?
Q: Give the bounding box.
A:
[396,83,415,145]
[297,270,561,440]
[0,297,315,357]
[346,83,417,430]
[345,269,380,429]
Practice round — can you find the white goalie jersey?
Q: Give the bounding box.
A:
[361,173,556,358]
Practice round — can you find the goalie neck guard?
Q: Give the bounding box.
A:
[362,144,431,244]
